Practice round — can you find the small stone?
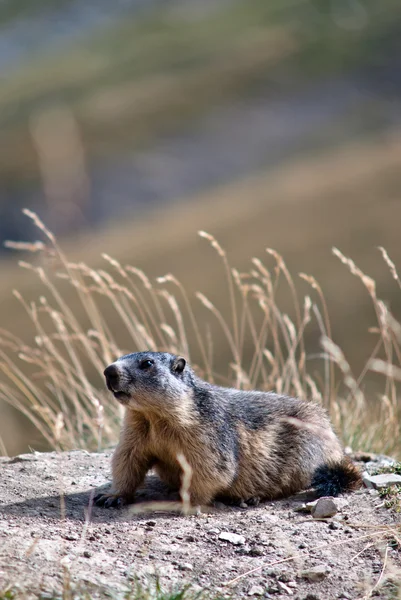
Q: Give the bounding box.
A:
[304,595,320,600]
[328,521,341,530]
[83,551,91,558]
[300,565,330,582]
[219,531,246,545]
[303,496,347,516]
[352,451,375,462]
[249,546,264,557]
[236,545,251,555]
[331,497,349,510]
[179,563,193,572]
[310,498,338,519]
[267,585,280,594]
[63,534,78,541]
[208,528,220,534]
[8,454,38,463]
[362,472,401,489]
[248,585,264,596]
[266,569,278,578]
[278,581,293,595]
[293,504,310,513]
[146,520,156,527]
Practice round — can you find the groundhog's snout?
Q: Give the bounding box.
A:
[104,364,121,392]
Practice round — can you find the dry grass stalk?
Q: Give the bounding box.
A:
[0,213,400,459]
[176,452,193,515]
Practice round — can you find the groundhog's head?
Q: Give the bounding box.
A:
[103,351,190,410]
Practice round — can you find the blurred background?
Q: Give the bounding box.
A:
[1,0,401,455]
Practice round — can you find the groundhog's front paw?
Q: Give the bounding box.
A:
[94,491,128,508]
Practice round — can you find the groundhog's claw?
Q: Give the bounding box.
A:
[246,496,261,507]
[94,492,127,508]
[237,496,261,508]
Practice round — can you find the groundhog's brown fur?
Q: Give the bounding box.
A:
[95,351,361,508]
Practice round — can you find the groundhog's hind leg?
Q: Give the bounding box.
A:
[188,465,237,508]
[154,461,223,506]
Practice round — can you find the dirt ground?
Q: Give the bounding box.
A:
[0,450,400,599]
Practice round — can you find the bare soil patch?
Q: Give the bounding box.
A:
[0,451,399,599]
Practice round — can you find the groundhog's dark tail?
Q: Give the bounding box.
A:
[311,456,362,497]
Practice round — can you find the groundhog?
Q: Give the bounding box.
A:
[95,351,361,508]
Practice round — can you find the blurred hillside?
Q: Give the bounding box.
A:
[1,0,401,238]
[1,0,401,454]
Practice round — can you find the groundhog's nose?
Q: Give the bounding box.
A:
[104,364,121,391]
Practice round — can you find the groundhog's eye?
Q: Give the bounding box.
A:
[139,359,154,370]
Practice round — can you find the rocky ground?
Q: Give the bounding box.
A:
[0,450,400,599]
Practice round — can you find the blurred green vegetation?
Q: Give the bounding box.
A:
[0,0,70,24]
[1,0,401,179]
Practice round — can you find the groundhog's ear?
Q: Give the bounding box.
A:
[172,357,186,374]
